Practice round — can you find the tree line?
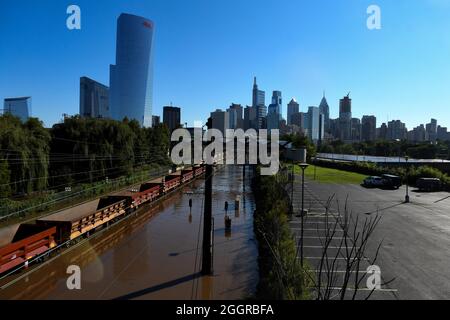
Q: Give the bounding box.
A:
[318,139,450,160]
[0,114,170,198]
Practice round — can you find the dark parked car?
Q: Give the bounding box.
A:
[362,176,384,188]
[416,178,441,192]
[381,174,402,189]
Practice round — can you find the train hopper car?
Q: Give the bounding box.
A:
[163,174,181,193]
[0,224,56,274]
[115,182,161,210]
[181,169,194,183]
[36,197,127,243]
[194,164,206,177]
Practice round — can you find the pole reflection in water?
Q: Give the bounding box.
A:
[0,165,258,300]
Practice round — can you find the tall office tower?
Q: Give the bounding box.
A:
[211,109,230,134]
[110,13,154,127]
[426,118,438,142]
[152,115,160,127]
[319,93,330,132]
[307,106,322,143]
[387,120,407,140]
[351,118,361,142]
[244,105,257,130]
[361,115,377,141]
[79,77,110,119]
[267,91,283,132]
[378,122,388,140]
[3,97,31,122]
[338,94,352,141]
[227,103,243,129]
[252,77,266,129]
[437,126,449,141]
[329,118,339,138]
[409,124,427,142]
[287,98,299,125]
[163,106,181,132]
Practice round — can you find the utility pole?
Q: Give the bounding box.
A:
[201,118,213,275]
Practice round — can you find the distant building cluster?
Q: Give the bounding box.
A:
[209,78,450,145]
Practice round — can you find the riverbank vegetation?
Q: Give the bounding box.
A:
[319,139,450,160]
[252,168,312,300]
[0,114,171,218]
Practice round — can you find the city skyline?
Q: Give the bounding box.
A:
[1,0,450,129]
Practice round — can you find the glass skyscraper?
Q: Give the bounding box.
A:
[79,77,110,119]
[110,13,154,127]
[3,97,31,122]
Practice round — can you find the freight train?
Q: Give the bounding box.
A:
[0,164,206,276]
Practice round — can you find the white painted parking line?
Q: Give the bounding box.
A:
[303,246,352,249]
[291,228,344,232]
[313,270,368,273]
[323,287,398,292]
[299,236,345,240]
[303,257,370,261]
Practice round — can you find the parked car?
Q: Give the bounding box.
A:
[381,174,402,189]
[362,176,384,188]
[416,178,441,192]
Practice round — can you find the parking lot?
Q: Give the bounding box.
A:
[289,176,450,300]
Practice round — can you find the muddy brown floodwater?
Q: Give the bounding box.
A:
[0,165,258,300]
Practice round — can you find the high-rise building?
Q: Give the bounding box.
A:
[2,97,31,122]
[351,118,361,142]
[79,77,110,119]
[307,106,323,144]
[319,93,330,132]
[152,115,160,127]
[244,105,257,130]
[361,115,377,141]
[437,126,449,141]
[267,91,282,132]
[426,119,438,142]
[227,103,243,129]
[287,98,299,125]
[408,124,427,142]
[252,77,266,129]
[338,94,352,141]
[378,123,388,140]
[387,120,407,140]
[163,106,181,132]
[110,13,155,127]
[211,109,229,134]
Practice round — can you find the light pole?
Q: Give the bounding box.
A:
[291,161,294,215]
[405,155,410,203]
[297,162,309,267]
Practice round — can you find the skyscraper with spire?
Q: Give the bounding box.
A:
[319,92,330,132]
[252,77,266,129]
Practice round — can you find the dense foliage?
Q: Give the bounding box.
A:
[281,133,317,160]
[252,169,312,300]
[0,115,51,197]
[0,114,170,199]
[319,139,450,160]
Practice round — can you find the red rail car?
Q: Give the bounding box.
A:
[194,164,206,177]
[0,224,56,274]
[37,197,127,243]
[114,182,161,210]
[181,169,194,183]
[163,175,181,193]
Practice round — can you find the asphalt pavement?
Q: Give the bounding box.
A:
[289,175,450,300]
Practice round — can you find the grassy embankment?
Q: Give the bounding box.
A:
[291,164,367,184]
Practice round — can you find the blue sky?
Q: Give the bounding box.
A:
[1,0,450,129]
